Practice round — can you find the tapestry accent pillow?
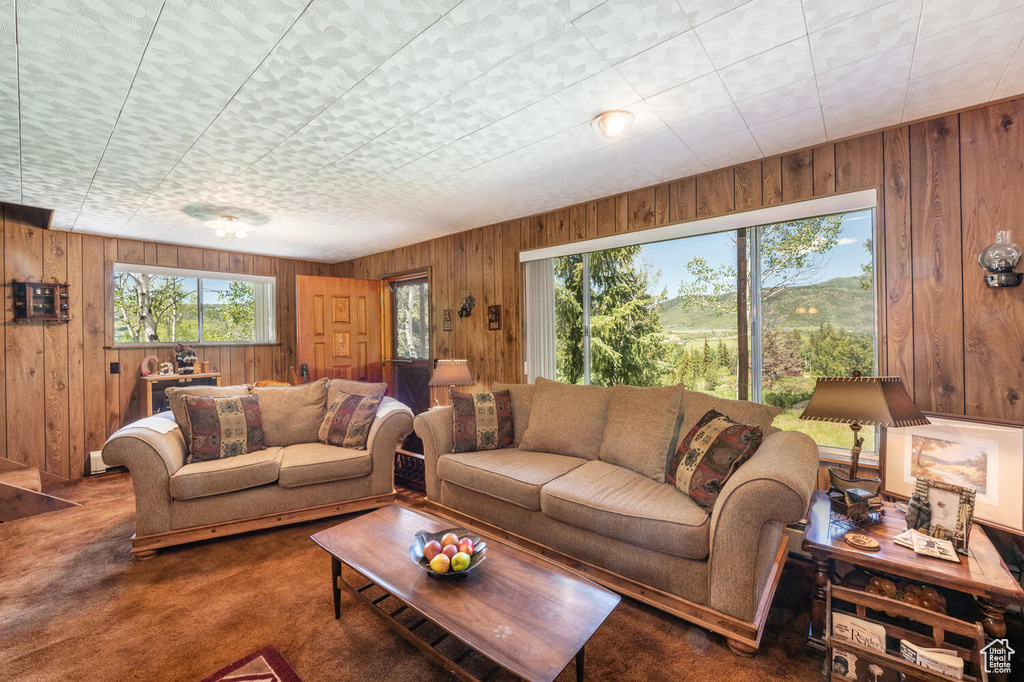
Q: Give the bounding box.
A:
[181,394,266,463]
[318,391,383,449]
[667,409,764,510]
[450,389,514,453]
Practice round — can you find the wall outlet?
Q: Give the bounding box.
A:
[110,362,119,374]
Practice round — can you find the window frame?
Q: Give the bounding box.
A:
[527,190,881,463]
[112,263,277,346]
[390,275,430,361]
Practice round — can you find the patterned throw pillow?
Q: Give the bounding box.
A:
[666,409,763,510]
[318,391,383,449]
[181,394,266,463]
[450,389,514,453]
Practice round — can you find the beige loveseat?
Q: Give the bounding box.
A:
[414,379,818,655]
[103,378,413,559]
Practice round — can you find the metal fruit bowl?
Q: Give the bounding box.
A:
[408,527,487,579]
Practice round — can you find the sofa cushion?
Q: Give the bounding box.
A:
[166,383,251,444]
[599,383,684,483]
[170,447,283,501]
[437,449,587,511]
[450,389,514,452]
[668,409,763,510]
[180,394,266,463]
[278,443,372,488]
[679,390,780,441]
[491,382,536,446]
[540,460,711,560]
[519,377,611,460]
[319,391,383,449]
[251,379,328,446]
[327,378,388,406]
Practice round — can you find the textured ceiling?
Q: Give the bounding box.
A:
[1,0,1023,261]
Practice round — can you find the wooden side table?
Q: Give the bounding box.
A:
[140,372,222,416]
[802,490,1024,652]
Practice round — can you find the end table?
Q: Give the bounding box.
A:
[802,490,1024,652]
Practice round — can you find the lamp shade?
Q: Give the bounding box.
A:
[429,359,473,387]
[799,375,929,428]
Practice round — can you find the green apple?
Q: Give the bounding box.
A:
[450,551,471,572]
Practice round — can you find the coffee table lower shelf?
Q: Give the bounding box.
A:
[331,556,585,682]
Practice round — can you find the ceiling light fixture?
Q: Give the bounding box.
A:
[590,110,635,139]
[204,215,247,240]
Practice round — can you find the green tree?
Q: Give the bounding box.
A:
[806,323,873,377]
[114,273,197,342]
[859,238,873,290]
[716,339,730,369]
[761,328,803,389]
[556,246,670,386]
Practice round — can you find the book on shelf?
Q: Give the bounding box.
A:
[831,649,903,682]
[900,640,965,679]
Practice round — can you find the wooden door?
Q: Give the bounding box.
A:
[296,276,383,383]
[383,275,431,415]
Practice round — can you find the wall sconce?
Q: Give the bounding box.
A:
[458,291,475,318]
[979,231,1023,287]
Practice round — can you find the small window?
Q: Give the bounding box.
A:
[392,278,429,360]
[113,264,275,344]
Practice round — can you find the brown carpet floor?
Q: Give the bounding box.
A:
[1,473,822,682]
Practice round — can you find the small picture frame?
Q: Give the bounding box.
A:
[905,477,976,556]
[443,308,452,331]
[487,304,501,331]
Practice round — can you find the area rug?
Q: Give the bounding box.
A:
[199,646,303,682]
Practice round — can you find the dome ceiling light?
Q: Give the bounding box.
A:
[204,214,248,240]
[590,110,635,139]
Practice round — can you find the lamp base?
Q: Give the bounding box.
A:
[828,466,881,495]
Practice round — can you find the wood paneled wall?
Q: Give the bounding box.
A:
[1,204,330,478]
[337,97,1024,425]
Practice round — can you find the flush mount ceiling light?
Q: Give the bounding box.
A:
[590,110,635,139]
[204,214,248,240]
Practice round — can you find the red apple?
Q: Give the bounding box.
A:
[429,553,450,574]
[442,544,458,559]
[422,540,442,562]
[458,538,474,556]
[440,532,459,547]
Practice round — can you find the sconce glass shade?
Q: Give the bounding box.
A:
[979,231,1023,287]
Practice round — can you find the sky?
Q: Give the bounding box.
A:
[638,210,873,298]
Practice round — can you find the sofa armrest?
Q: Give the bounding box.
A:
[414,406,453,502]
[707,429,818,622]
[366,397,414,494]
[101,418,190,536]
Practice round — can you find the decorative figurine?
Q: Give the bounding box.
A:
[175,344,198,375]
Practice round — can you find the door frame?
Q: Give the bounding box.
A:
[381,268,433,397]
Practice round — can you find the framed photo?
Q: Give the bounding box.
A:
[905,477,976,555]
[487,304,501,331]
[442,308,452,332]
[882,413,1024,534]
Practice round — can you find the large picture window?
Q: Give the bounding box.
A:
[113,264,275,344]
[541,195,877,455]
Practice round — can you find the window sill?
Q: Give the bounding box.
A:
[106,342,282,349]
[816,447,880,471]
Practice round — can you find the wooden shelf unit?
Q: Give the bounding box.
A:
[12,280,69,322]
[824,583,989,682]
[141,372,221,417]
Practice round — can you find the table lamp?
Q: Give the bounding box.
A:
[428,359,473,405]
[800,372,928,494]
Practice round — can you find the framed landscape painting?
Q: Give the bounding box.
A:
[882,414,1024,534]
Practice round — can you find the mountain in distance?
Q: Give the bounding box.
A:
[657,276,874,334]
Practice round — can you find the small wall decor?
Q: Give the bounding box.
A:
[905,476,976,555]
[487,304,502,331]
[11,280,70,322]
[978,230,1023,287]
[175,343,198,375]
[443,308,452,331]
[140,355,159,377]
[458,291,475,318]
[882,413,1024,534]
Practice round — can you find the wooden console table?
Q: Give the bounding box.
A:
[802,490,1024,653]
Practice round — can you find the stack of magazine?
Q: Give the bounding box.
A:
[831,613,965,680]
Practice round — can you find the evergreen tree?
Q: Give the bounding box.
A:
[807,323,873,377]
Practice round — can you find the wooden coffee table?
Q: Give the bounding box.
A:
[311,505,620,682]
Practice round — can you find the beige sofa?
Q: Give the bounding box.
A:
[103,378,413,559]
[414,380,818,655]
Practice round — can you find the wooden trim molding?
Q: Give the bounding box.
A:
[421,499,788,655]
[130,492,396,559]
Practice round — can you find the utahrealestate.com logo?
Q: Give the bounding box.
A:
[982,639,1015,675]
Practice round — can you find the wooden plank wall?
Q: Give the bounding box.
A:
[337,97,1024,425]
[0,205,330,478]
